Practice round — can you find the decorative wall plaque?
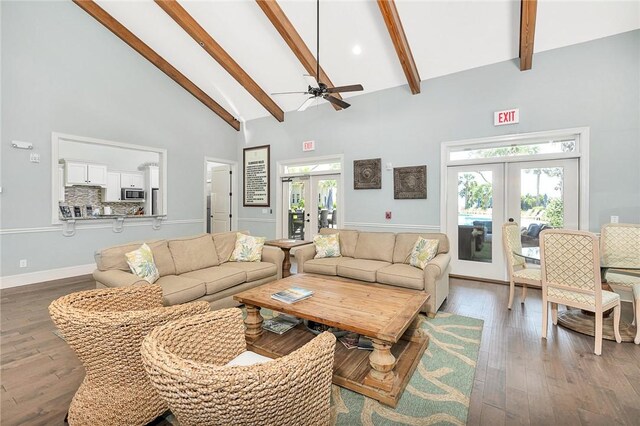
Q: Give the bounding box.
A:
[353,158,381,189]
[243,145,270,207]
[393,166,427,199]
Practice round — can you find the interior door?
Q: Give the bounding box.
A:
[282,177,311,240]
[210,165,231,233]
[446,164,505,280]
[506,159,579,249]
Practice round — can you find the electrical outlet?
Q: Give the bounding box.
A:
[611,215,619,224]
[385,211,392,220]
[29,153,40,163]
[19,259,27,268]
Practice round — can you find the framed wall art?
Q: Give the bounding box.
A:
[353,158,381,189]
[393,166,427,199]
[243,145,270,207]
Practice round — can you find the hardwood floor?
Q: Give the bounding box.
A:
[1,276,639,425]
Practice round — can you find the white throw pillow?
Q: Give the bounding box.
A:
[313,234,341,259]
[125,243,160,283]
[409,237,439,270]
[230,233,265,262]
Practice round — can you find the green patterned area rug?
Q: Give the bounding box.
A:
[330,312,483,426]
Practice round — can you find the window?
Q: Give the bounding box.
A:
[283,161,341,175]
[449,139,576,161]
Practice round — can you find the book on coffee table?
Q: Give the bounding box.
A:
[262,315,301,335]
[271,287,313,304]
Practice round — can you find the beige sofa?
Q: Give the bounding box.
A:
[296,229,450,317]
[93,232,284,310]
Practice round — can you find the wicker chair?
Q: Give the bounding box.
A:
[49,285,210,425]
[141,308,337,426]
[600,223,640,324]
[540,230,621,355]
[502,221,541,309]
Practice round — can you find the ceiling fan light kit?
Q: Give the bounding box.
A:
[271,0,364,111]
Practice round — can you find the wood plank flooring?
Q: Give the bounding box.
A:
[1,276,639,425]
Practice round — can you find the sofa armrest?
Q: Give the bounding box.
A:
[423,253,451,282]
[261,246,285,279]
[294,244,317,273]
[93,269,148,288]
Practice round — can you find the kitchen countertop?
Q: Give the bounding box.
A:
[60,215,166,221]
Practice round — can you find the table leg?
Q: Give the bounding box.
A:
[364,339,396,392]
[244,304,264,344]
[282,248,292,278]
[402,315,428,343]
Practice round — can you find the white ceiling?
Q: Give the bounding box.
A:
[95,0,640,123]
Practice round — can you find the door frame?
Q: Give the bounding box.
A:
[275,154,344,239]
[203,157,238,233]
[440,127,590,237]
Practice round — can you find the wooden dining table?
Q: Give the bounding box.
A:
[513,248,639,342]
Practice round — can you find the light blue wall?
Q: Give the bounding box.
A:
[237,30,640,239]
[1,1,239,277]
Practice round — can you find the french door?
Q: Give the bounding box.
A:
[446,159,579,281]
[282,174,340,241]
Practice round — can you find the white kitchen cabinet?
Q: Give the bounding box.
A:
[149,166,159,189]
[120,172,144,189]
[63,161,107,187]
[103,172,121,202]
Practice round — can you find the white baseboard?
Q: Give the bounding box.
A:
[0,263,96,289]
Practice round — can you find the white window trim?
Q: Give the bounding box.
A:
[51,132,168,225]
[440,127,590,233]
[275,154,344,239]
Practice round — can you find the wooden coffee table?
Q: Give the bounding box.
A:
[233,274,430,407]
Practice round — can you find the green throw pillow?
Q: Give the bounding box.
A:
[125,243,160,284]
[314,234,341,259]
[230,233,265,262]
[409,237,439,270]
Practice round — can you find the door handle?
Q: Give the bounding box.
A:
[305,219,310,223]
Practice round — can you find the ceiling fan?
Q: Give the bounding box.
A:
[271,0,364,111]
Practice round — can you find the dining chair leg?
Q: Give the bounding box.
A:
[551,303,558,325]
[521,283,527,304]
[541,294,548,339]
[594,312,603,356]
[631,298,636,327]
[613,304,622,343]
[508,280,515,310]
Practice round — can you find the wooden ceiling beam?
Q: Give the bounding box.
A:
[72,0,240,131]
[377,0,421,95]
[255,0,343,111]
[155,0,284,122]
[519,0,538,71]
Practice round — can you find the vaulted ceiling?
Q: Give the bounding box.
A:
[80,0,639,129]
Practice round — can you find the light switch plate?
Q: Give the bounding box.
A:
[610,215,619,224]
[30,153,40,163]
[385,211,392,220]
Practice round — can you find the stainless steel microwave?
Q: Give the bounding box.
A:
[121,188,145,201]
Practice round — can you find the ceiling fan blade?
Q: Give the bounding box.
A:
[271,91,309,95]
[323,95,350,109]
[325,84,364,93]
[298,97,317,112]
[303,74,319,88]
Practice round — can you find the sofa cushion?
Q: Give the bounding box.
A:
[97,242,147,272]
[320,228,359,258]
[169,234,220,274]
[155,275,206,305]
[393,233,450,264]
[337,259,391,282]
[146,240,176,277]
[212,231,248,263]
[354,232,396,262]
[125,243,160,284]
[377,264,424,290]
[221,262,277,281]
[182,266,247,295]
[304,257,354,276]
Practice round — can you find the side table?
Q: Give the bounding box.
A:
[264,239,312,278]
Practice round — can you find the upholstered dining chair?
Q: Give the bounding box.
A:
[49,285,210,425]
[600,223,640,326]
[141,308,336,426]
[502,221,541,309]
[540,229,622,355]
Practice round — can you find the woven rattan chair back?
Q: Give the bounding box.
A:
[141,308,337,426]
[49,285,210,426]
[600,223,640,269]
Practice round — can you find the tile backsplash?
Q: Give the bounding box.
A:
[61,186,144,217]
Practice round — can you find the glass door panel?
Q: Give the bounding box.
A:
[507,159,578,249]
[447,164,505,280]
[283,178,310,240]
[314,176,339,232]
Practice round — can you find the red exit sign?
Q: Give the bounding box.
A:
[302,140,315,151]
[494,108,520,126]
